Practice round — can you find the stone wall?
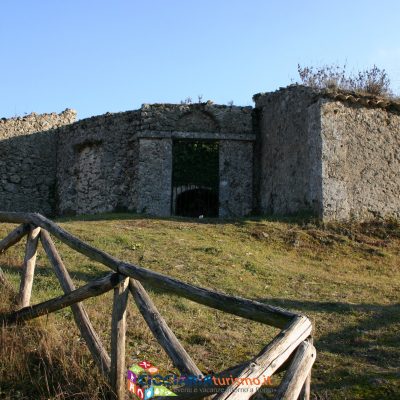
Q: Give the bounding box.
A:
[134,103,254,217]
[136,138,172,216]
[56,111,141,215]
[253,86,323,216]
[3,89,397,221]
[320,100,400,220]
[219,140,254,217]
[55,103,254,217]
[0,110,76,215]
[0,109,76,140]
[254,85,400,221]
[139,102,253,134]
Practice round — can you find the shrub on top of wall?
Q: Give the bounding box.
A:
[297,64,395,98]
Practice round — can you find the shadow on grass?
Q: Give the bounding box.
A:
[0,262,114,291]
[53,212,400,244]
[257,298,400,399]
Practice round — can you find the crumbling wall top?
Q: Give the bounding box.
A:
[254,84,400,114]
[139,102,253,134]
[0,109,77,140]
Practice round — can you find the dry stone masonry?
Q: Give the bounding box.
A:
[253,86,400,220]
[0,110,76,215]
[1,86,399,221]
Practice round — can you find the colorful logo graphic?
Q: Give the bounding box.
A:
[127,360,177,399]
[127,360,273,398]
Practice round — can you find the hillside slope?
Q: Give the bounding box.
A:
[1,215,399,399]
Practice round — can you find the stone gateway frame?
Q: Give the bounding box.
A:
[135,130,255,218]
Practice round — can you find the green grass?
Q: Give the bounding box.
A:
[0,214,399,399]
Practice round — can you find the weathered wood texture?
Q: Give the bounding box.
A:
[0,212,316,399]
[299,371,311,400]
[0,212,295,329]
[157,360,252,400]
[110,277,129,400]
[0,224,30,288]
[0,212,32,224]
[0,223,30,253]
[119,263,294,329]
[213,316,312,400]
[129,278,202,376]
[273,340,316,400]
[2,272,124,325]
[40,230,111,376]
[165,342,297,399]
[18,227,41,308]
[298,337,313,400]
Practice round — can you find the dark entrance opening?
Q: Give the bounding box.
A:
[175,187,219,217]
[172,140,219,218]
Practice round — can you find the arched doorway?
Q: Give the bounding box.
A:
[175,187,219,217]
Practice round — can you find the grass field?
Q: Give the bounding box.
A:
[0,214,399,399]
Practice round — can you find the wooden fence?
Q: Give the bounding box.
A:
[0,212,316,400]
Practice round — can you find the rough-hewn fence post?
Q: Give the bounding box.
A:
[40,230,111,375]
[0,211,316,400]
[18,226,41,308]
[0,223,30,254]
[129,278,203,376]
[110,277,129,400]
[0,223,30,288]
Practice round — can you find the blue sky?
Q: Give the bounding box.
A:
[1,0,399,120]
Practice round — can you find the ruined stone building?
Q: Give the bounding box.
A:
[1,85,399,221]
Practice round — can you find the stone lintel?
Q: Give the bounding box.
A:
[135,130,256,141]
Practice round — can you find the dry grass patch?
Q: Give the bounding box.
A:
[0,214,399,399]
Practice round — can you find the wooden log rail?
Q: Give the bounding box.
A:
[0,211,316,400]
